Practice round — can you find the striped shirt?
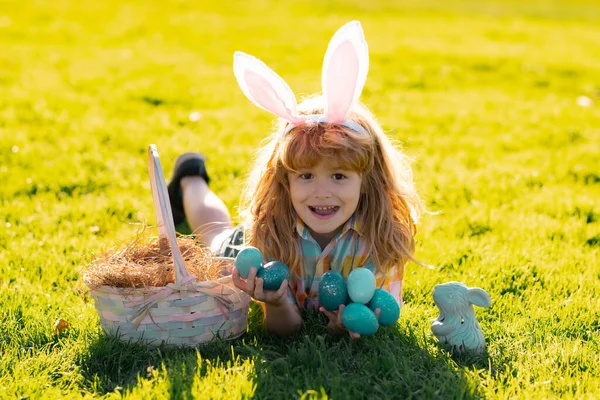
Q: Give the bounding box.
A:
[290,214,404,310]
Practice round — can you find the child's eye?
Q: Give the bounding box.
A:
[300,173,313,180]
[332,173,346,180]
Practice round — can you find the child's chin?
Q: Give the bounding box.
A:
[308,215,337,226]
[307,222,340,235]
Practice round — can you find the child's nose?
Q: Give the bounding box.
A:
[314,180,333,198]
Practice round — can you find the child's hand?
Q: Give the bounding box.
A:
[320,304,381,340]
[232,267,288,307]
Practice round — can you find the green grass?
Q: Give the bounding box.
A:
[1,0,599,398]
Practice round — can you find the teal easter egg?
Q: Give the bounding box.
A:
[341,303,379,335]
[318,271,347,311]
[257,261,290,290]
[368,289,400,326]
[234,246,264,279]
[347,268,376,304]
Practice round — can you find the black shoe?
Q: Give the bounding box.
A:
[167,152,210,225]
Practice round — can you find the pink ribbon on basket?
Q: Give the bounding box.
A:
[124,276,235,330]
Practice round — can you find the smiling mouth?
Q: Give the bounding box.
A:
[309,205,340,216]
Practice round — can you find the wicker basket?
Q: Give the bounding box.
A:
[88,145,251,347]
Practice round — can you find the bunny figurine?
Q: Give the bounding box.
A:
[431,281,491,352]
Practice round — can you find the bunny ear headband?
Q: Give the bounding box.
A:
[233,21,369,135]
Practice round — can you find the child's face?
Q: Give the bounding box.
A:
[287,158,362,247]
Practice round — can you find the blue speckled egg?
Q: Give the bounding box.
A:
[257,261,290,290]
[234,246,264,278]
[347,268,376,304]
[341,303,379,335]
[369,289,400,326]
[318,271,347,311]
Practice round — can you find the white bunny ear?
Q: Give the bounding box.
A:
[233,51,303,125]
[467,287,491,308]
[322,21,369,123]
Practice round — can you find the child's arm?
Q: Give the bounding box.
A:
[262,298,302,336]
[233,267,302,336]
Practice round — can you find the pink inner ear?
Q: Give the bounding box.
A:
[245,70,298,122]
[324,40,359,123]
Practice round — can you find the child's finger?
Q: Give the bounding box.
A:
[336,304,346,326]
[232,268,246,291]
[349,331,361,340]
[245,267,257,294]
[319,307,337,322]
[254,277,265,300]
[273,279,288,299]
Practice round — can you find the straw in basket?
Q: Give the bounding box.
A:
[89,145,251,347]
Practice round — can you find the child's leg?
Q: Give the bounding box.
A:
[180,176,233,246]
[167,153,233,247]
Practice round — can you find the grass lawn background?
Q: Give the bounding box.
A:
[1,0,599,398]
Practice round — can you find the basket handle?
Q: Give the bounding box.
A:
[147,144,190,284]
